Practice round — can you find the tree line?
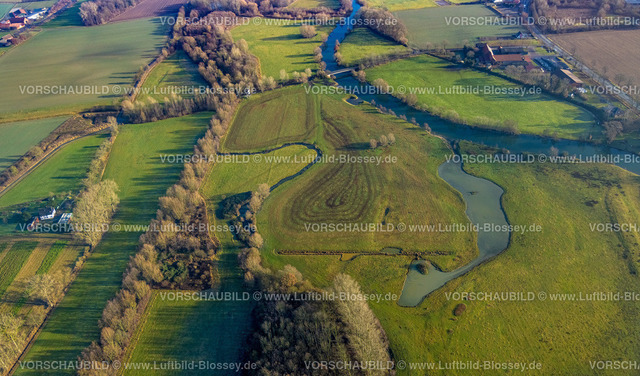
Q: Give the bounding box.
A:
[72,123,120,249]
[530,0,640,33]
[79,0,141,25]
[356,7,408,46]
[189,0,351,18]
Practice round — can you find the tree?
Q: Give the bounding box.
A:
[0,314,24,352]
[329,274,391,367]
[26,273,64,307]
[299,24,316,38]
[369,139,378,149]
[73,180,120,247]
[379,134,389,147]
[387,133,395,144]
[279,69,289,81]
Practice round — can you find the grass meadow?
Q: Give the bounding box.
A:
[21,0,57,9]
[0,17,168,120]
[0,3,14,18]
[15,113,210,376]
[137,51,207,103]
[122,291,253,376]
[364,0,436,11]
[339,27,409,66]
[395,5,522,49]
[223,85,477,270]
[230,20,333,80]
[366,55,598,138]
[0,116,68,171]
[263,152,640,375]
[287,0,339,9]
[222,86,322,152]
[0,133,105,209]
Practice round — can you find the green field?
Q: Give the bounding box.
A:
[230,20,332,80]
[16,113,209,376]
[35,240,67,274]
[366,55,598,138]
[123,145,317,374]
[223,86,476,270]
[0,241,37,297]
[123,291,253,376]
[365,0,436,11]
[222,86,321,152]
[137,51,208,103]
[262,154,640,375]
[339,27,409,66]
[396,5,522,49]
[42,2,83,28]
[287,0,339,9]
[0,17,167,119]
[0,116,68,171]
[0,133,105,209]
[0,3,14,17]
[202,146,317,199]
[21,0,56,10]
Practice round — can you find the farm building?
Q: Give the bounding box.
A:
[38,207,56,220]
[8,8,27,18]
[27,9,47,20]
[57,212,72,224]
[0,17,28,29]
[556,69,584,87]
[513,31,531,39]
[533,56,569,72]
[480,43,535,69]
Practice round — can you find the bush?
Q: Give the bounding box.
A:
[299,24,316,38]
[454,303,467,316]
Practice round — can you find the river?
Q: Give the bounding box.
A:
[320,0,639,306]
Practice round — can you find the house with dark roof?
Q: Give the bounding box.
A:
[8,8,27,18]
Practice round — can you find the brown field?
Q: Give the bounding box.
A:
[552,29,640,87]
[111,0,188,21]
